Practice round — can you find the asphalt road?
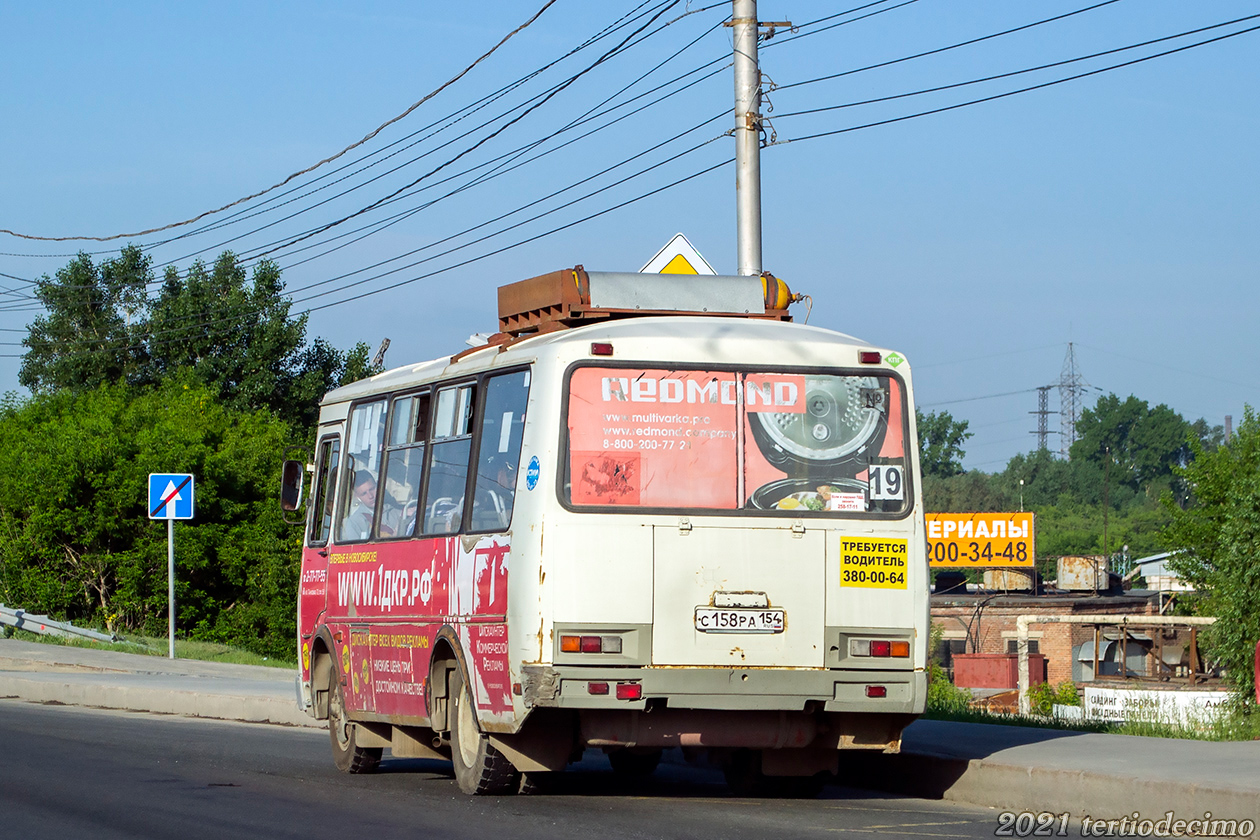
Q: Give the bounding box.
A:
[0,699,1015,840]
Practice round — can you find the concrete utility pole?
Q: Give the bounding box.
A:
[732,0,762,276]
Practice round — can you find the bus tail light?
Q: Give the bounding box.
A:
[588,682,609,695]
[616,682,642,701]
[866,685,887,698]
[561,634,623,654]
[859,351,882,364]
[849,639,910,658]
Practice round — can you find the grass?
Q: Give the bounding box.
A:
[924,667,1260,741]
[1,626,295,668]
[923,706,1110,733]
[923,703,1260,740]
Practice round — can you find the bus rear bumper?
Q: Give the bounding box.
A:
[522,664,926,715]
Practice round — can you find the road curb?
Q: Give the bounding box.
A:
[0,672,322,729]
[837,750,1259,820]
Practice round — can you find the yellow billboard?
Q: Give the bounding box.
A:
[925,512,1035,568]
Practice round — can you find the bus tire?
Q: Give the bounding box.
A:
[608,748,662,777]
[328,670,381,774]
[449,669,518,795]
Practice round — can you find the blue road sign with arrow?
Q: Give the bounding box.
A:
[148,474,195,520]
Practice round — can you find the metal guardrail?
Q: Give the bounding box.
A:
[0,604,117,644]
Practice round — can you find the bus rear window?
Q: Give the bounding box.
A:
[564,366,909,515]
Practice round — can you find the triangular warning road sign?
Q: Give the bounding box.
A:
[640,233,716,275]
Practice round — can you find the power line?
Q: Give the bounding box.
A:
[774,12,1260,120]
[146,1,697,266]
[1,153,735,359]
[775,20,1260,147]
[252,1,687,260]
[1,0,718,305]
[764,0,925,48]
[149,1,709,274]
[920,389,1039,408]
[9,8,1259,358]
[0,0,561,244]
[0,2,670,261]
[774,0,1125,92]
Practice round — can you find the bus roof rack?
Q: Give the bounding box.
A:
[496,266,792,338]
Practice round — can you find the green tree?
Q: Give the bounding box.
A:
[916,409,972,478]
[1071,394,1193,497]
[1162,407,1260,702]
[20,246,151,393]
[0,379,300,657]
[145,254,367,427]
[21,248,373,431]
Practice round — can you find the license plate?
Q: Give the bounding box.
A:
[694,608,785,634]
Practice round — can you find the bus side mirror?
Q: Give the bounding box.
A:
[281,460,306,512]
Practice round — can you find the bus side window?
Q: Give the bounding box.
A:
[309,436,340,545]
[422,384,475,535]
[338,399,387,542]
[380,392,429,538]
[469,370,530,532]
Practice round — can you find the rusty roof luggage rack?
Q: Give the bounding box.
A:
[495,266,792,339]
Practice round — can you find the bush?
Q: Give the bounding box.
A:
[926,662,972,715]
[1026,681,1081,717]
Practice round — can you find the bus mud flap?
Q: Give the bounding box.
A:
[487,710,574,772]
[580,709,817,749]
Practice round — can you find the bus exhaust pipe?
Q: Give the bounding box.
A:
[580,709,818,749]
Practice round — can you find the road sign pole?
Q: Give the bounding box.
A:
[148,473,192,660]
[168,517,175,659]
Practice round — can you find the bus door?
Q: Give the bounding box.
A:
[329,398,388,715]
[299,433,340,680]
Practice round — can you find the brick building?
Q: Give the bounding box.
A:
[931,590,1164,686]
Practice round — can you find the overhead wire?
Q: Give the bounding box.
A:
[264,21,732,276]
[145,0,687,266]
[147,0,709,276]
[273,57,730,277]
[241,1,688,261]
[6,9,735,350]
[0,1,665,262]
[0,0,562,244]
[763,0,925,47]
[1,0,721,308]
[0,150,735,357]
[8,5,1255,358]
[775,20,1260,146]
[773,12,1260,120]
[7,115,732,354]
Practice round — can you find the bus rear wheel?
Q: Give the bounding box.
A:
[328,670,381,774]
[449,669,518,795]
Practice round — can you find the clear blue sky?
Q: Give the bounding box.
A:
[2,1,1257,471]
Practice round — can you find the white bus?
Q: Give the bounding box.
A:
[286,267,928,796]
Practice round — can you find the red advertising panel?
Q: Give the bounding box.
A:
[568,368,739,508]
[567,366,908,515]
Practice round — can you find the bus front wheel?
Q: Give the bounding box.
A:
[328,670,381,774]
[449,669,518,795]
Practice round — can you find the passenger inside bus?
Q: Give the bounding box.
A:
[471,455,516,530]
[342,470,378,540]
